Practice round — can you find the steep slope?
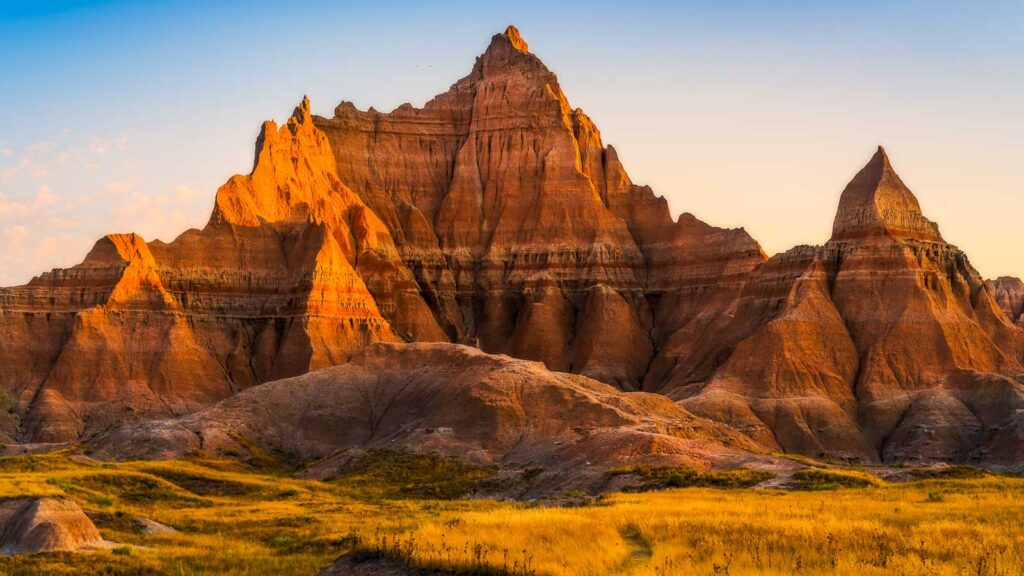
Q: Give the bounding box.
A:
[90,342,767,494]
[675,148,1024,464]
[314,26,765,390]
[0,99,426,441]
[0,26,763,442]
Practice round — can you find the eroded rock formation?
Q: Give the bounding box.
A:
[0,26,762,441]
[675,147,1024,465]
[89,342,765,495]
[1,27,1023,469]
[0,497,106,555]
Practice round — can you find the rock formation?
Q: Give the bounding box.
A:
[313,26,764,391]
[1,26,1022,470]
[90,342,766,494]
[0,497,106,555]
[675,147,1024,465]
[987,276,1024,327]
[0,26,762,441]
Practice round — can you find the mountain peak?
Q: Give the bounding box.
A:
[502,25,529,51]
[830,146,943,243]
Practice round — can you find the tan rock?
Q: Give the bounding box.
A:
[0,497,106,555]
[89,342,764,495]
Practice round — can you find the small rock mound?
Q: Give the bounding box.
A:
[0,497,106,555]
[130,516,177,535]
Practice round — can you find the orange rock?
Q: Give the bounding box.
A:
[674,148,1024,464]
[2,26,1022,472]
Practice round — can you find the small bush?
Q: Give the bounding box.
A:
[111,546,132,556]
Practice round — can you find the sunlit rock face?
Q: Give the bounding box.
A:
[313,26,764,392]
[2,28,1023,470]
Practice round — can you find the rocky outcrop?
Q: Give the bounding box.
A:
[313,26,764,392]
[0,98,424,442]
[0,497,106,555]
[986,276,1024,327]
[90,342,766,494]
[674,147,1024,465]
[1,26,1022,471]
[0,26,762,441]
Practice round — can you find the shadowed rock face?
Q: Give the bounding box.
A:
[675,148,1024,465]
[90,342,765,494]
[0,497,105,555]
[987,276,1024,327]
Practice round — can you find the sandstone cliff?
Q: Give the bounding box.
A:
[676,147,1024,465]
[0,26,762,441]
[1,27,1023,470]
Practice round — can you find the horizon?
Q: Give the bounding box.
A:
[2,0,1023,284]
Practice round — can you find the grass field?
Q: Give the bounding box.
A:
[1,450,1022,575]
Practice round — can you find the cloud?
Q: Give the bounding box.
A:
[0,131,209,286]
[89,137,110,155]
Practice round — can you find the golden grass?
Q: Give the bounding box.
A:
[1,450,1022,575]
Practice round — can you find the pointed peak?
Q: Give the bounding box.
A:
[288,96,314,134]
[474,25,549,79]
[502,25,529,52]
[830,146,943,243]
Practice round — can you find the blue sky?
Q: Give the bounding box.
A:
[1,0,1023,284]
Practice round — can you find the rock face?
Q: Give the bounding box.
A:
[986,276,1024,327]
[1,26,1023,470]
[0,497,105,555]
[0,26,762,441]
[90,342,764,493]
[313,26,764,391]
[675,147,1024,465]
[0,99,417,442]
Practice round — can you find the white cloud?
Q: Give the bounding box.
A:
[0,132,209,285]
[89,137,110,155]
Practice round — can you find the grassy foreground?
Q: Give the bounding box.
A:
[0,450,1022,575]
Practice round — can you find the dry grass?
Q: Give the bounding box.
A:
[1,449,1022,575]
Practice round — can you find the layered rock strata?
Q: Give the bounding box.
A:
[675,148,1024,465]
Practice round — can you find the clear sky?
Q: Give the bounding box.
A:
[2,0,1022,285]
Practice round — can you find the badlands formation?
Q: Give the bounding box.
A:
[1,26,1022,471]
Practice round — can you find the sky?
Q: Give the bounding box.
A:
[1,0,1023,285]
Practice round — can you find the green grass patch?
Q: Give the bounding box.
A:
[330,450,496,500]
[67,472,211,507]
[608,465,774,491]
[143,467,263,497]
[909,465,990,480]
[788,467,882,490]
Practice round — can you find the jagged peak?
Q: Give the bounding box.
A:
[502,25,529,52]
[830,146,943,243]
[477,25,548,77]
